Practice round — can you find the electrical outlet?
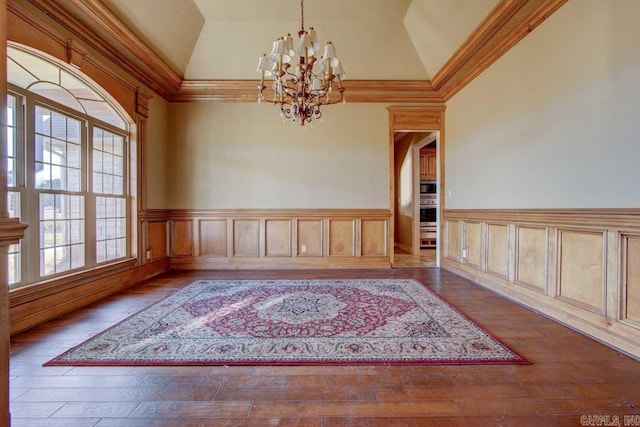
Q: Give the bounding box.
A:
[301,245,307,253]
[462,248,468,259]
[146,249,152,259]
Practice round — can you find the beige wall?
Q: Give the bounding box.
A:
[145,95,170,209]
[167,103,389,209]
[445,0,640,209]
[404,0,496,78]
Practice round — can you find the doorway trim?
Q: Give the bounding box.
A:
[387,105,446,267]
[412,133,437,254]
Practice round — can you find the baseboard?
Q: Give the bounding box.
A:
[171,256,391,270]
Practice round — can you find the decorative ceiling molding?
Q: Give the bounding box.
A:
[431,0,527,91]
[433,0,568,101]
[169,80,444,104]
[24,0,182,97]
[17,0,567,104]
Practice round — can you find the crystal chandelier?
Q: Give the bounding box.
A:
[256,0,346,126]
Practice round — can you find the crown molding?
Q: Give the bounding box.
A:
[169,80,444,104]
[16,0,566,104]
[433,0,568,101]
[23,0,182,97]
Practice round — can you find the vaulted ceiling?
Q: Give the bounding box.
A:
[19,0,567,101]
[101,0,498,79]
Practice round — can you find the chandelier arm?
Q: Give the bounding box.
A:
[323,96,345,105]
[321,90,346,105]
[279,85,299,100]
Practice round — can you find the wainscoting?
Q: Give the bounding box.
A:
[8,258,169,335]
[442,209,640,359]
[142,209,391,270]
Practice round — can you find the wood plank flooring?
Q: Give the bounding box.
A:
[393,249,436,268]
[9,269,640,426]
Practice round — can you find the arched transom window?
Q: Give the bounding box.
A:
[6,43,133,288]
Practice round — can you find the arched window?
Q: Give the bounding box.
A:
[6,43,133,287]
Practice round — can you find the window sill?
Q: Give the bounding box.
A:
[9,258,138,307]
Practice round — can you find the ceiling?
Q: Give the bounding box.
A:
[100,0,499,80]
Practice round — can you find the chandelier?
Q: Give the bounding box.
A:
[256,0,346,126]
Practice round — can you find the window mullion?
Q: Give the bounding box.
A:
[86,122,96,267]
[23,93,39,284]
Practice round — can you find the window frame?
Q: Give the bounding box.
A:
[7,83,132,288]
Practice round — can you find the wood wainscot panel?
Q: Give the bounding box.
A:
[486,223,509,279]
[557,229,606,315]
[446,220,461,261]
[147,221,168,261]
[265,219,292,257]
[171,220,193,257]
[199,219,227,257]
[361,219,387,257]
[464,221,482,269]
[515,226,548,293]
[622,233,640,326]
[387,106,445,132]
[233,219,260,257]
[297,219,323,257]
[328,219,356,257]
[442,208,640,359]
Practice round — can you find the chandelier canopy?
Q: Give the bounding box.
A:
[256,0,346,126]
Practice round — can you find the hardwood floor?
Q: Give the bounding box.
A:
[393,248,436,267]
[9,268,640,426]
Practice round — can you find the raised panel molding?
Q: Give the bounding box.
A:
[328,220,356,257]
[486,223,509,279]
[442,209,640,359]
[265,219,291,257]
[446,220,461,261]
[557,229,606,315]
[171,220,193,257]
[622,234,640,326]
[199,220,227,257]
[515,226,548,293]
[147,220,168,261]
[463,221,482,269]
[233,219,260,257]
[296,219,323,257]
[361,219,388,257]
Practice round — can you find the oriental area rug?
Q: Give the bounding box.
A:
[45,279,529,366]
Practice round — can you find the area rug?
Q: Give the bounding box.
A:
[45,279,529,366]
